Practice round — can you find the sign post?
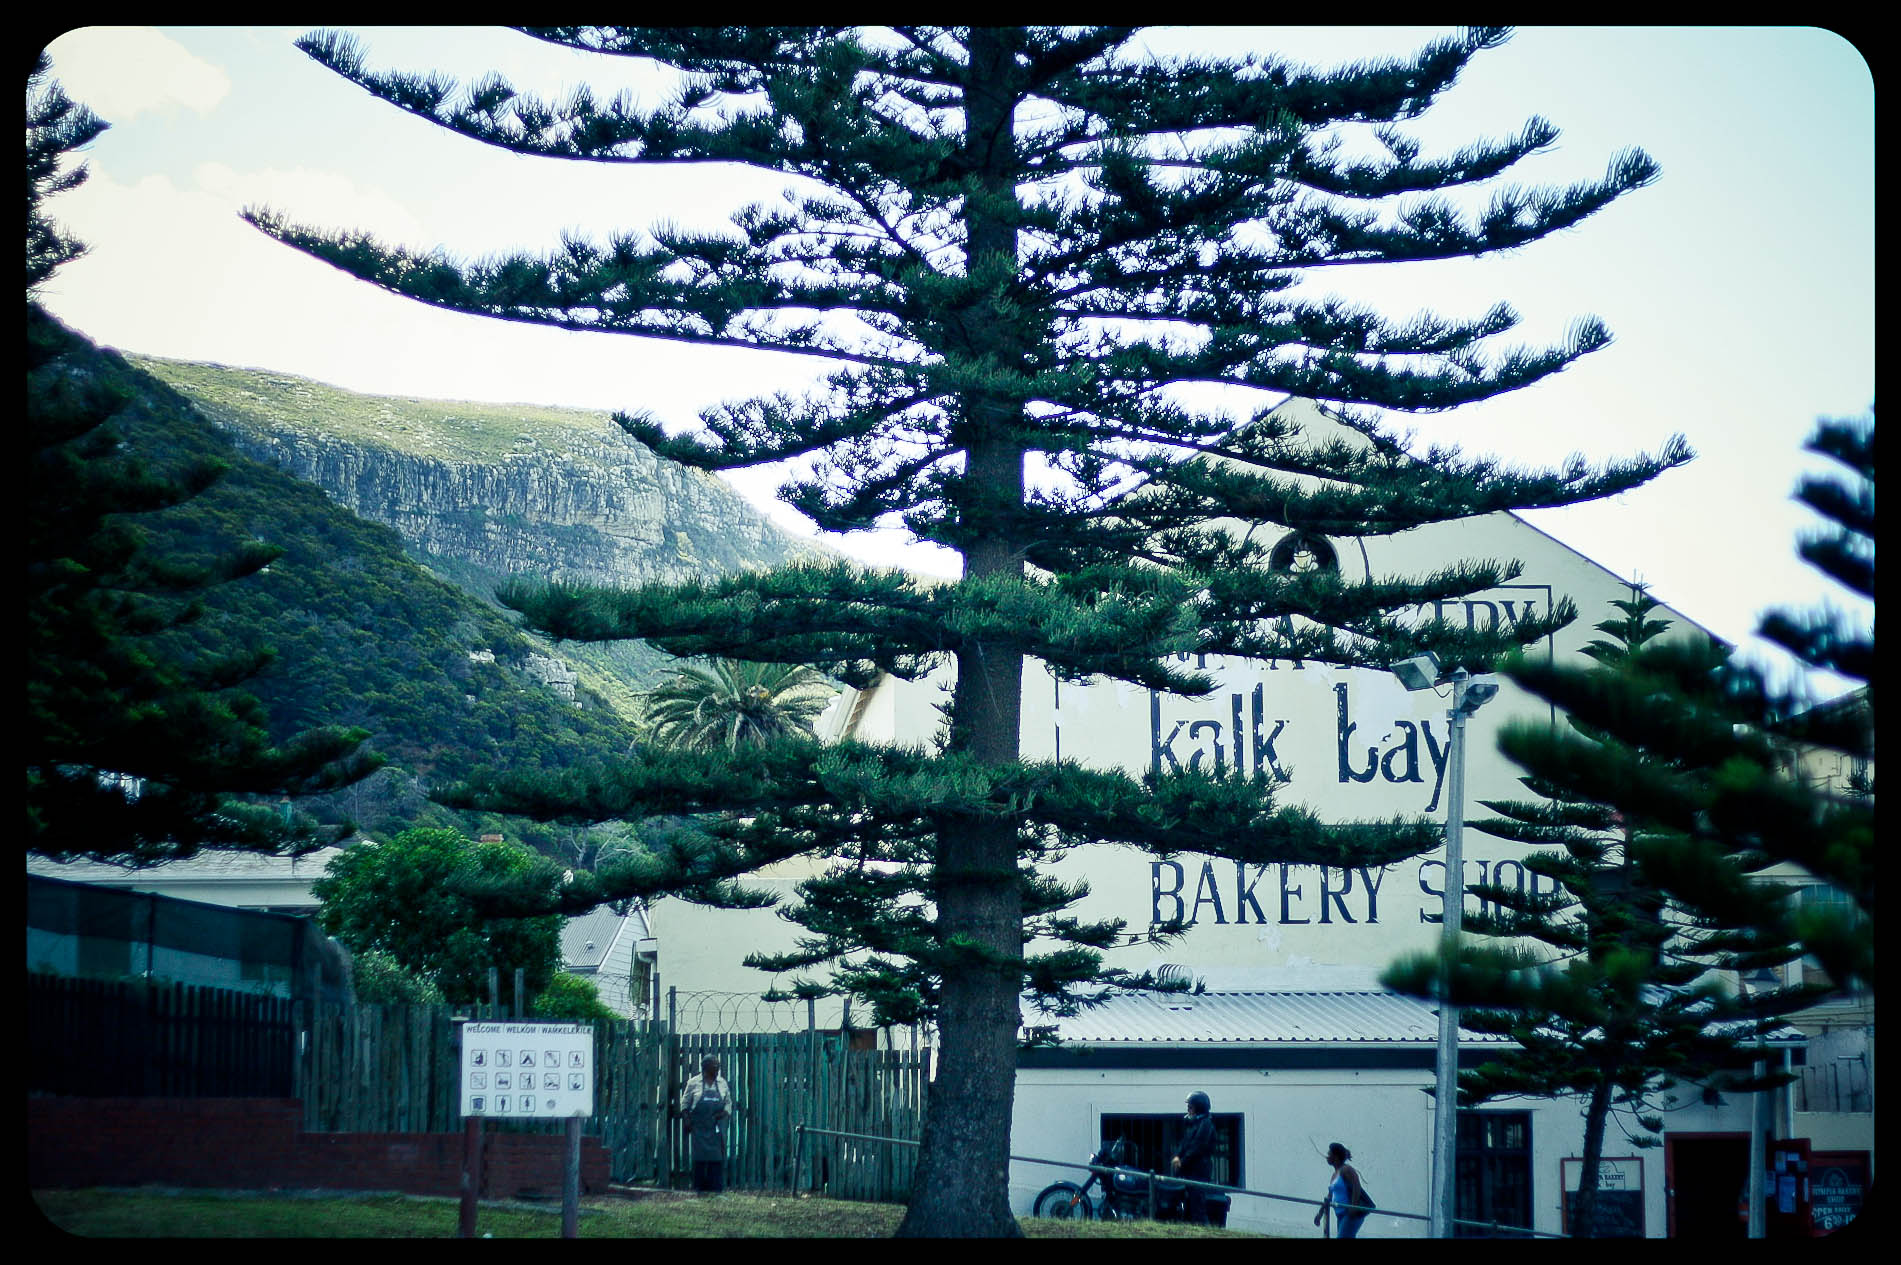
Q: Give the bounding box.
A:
[458,1114,482,1238]
[458,1019,596,1238]
[563,1116,583,1238]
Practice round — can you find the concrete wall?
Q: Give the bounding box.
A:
[1012,1063,1435,1236]
[650,868,852,1031]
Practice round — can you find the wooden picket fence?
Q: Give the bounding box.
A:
[29,973,297,1098]
[294,1001,929,1196]
[295,999,676,1185]
[32,974,932,1199]
[672,1030,931,1198]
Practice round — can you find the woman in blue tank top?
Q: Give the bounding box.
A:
[1315,1141,1369,1238]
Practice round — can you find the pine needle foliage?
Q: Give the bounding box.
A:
[1745,414,1873,995]
[1472,414,1874,999]
[251,27,1684,1235]
[27,53,106,294]
[1382,587,1817,1237]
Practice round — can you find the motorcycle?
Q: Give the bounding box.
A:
[1032,1138,1187,1221]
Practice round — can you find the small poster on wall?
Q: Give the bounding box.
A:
[1562,1156,1645,1238]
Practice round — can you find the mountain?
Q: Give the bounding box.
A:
[126,355,834,719]
[27,309,814,849]
[124,357,826,585]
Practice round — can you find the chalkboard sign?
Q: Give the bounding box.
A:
[1561,1157,1646,1238]
[1564,1189,1645,1238]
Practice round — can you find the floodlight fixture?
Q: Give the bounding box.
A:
[1457,676,1501,715]
[1392,652,1441,692]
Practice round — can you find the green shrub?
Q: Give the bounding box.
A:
[529,972,621,1023]
[349,947,445,1004]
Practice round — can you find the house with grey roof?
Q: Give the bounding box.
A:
[559,903,657,1019]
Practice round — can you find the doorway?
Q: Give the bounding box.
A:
[1666,1134,1748,1238]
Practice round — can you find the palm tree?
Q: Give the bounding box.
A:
[643,660,836,752]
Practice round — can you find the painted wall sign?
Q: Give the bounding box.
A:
[459,1021,594,1118]
[1014,578,1628,969]
[1147,857,1569,931]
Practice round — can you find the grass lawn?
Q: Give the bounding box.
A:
[34,1188,1273,1238]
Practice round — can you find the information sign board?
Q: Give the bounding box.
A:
[459,1021,594,1118]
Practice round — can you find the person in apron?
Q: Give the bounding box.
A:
[680,1056,732,1193]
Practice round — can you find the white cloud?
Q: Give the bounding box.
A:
[44,27,230,121]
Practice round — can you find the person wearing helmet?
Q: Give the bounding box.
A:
[1171,1090,1217,1225]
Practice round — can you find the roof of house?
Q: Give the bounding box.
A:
[25,847,349,906]
[1028,988,1515,1046]
[559,904,651,972]
[1025,985,1805,1048]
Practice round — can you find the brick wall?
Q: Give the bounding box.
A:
[28,1098,610,1198]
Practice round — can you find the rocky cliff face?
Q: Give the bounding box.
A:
[128,356,828,594]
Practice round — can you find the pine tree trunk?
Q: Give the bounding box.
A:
[1574,1073,1613,1239]
[895,28,1029,1238]
[896,799,1025,1235]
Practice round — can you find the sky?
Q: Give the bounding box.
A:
[35,26,1873,699]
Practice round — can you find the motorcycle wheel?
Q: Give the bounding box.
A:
[1032,1182,1093,1219]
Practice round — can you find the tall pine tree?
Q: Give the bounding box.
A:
[1383,587,1815,1237]
[1472,417,1872,999]
[29,54,376,864]
[1735,414,1873,993]
[249,27,1686,1234]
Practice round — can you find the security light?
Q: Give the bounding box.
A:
[1457,676,1500,714]
[1391,652,1441,692]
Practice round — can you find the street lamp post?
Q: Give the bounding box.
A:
[1392,654,1498,1239]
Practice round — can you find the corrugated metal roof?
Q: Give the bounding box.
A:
[1027,989,1515,1046]
[26,847,347,889]
[1025,988,1805,1047]
[560,906,648,971]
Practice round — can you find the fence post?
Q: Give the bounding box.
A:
[792,1124,804,1196]
[666,987,678,1190]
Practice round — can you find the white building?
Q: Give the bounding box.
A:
[1009,965,1808,1238]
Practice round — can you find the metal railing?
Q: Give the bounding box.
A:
[792,1125,1567,1238]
